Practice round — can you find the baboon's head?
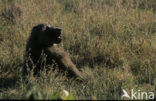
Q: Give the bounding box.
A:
[31,23,62,47]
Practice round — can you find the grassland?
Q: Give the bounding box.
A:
[0,0,156,100]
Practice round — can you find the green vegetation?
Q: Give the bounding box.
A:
[0,0,156,100]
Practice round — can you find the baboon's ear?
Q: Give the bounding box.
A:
[55,27,62,31]
[31,24,47,34]
[30,25,42,42]
[31,26,41,34]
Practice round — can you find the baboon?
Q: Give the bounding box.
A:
[23,23,86,80]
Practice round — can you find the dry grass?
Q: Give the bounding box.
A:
[0,0,156,100]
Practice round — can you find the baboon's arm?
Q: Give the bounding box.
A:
[61,56,85,79]
[47,46,86,80]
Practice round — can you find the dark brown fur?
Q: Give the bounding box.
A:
[23,23,85,80]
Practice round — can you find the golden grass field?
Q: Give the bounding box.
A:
[0,0,156,100]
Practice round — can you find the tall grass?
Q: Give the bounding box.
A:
[0,0,156,100]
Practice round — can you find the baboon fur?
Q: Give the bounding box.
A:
[23,23,85,80]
